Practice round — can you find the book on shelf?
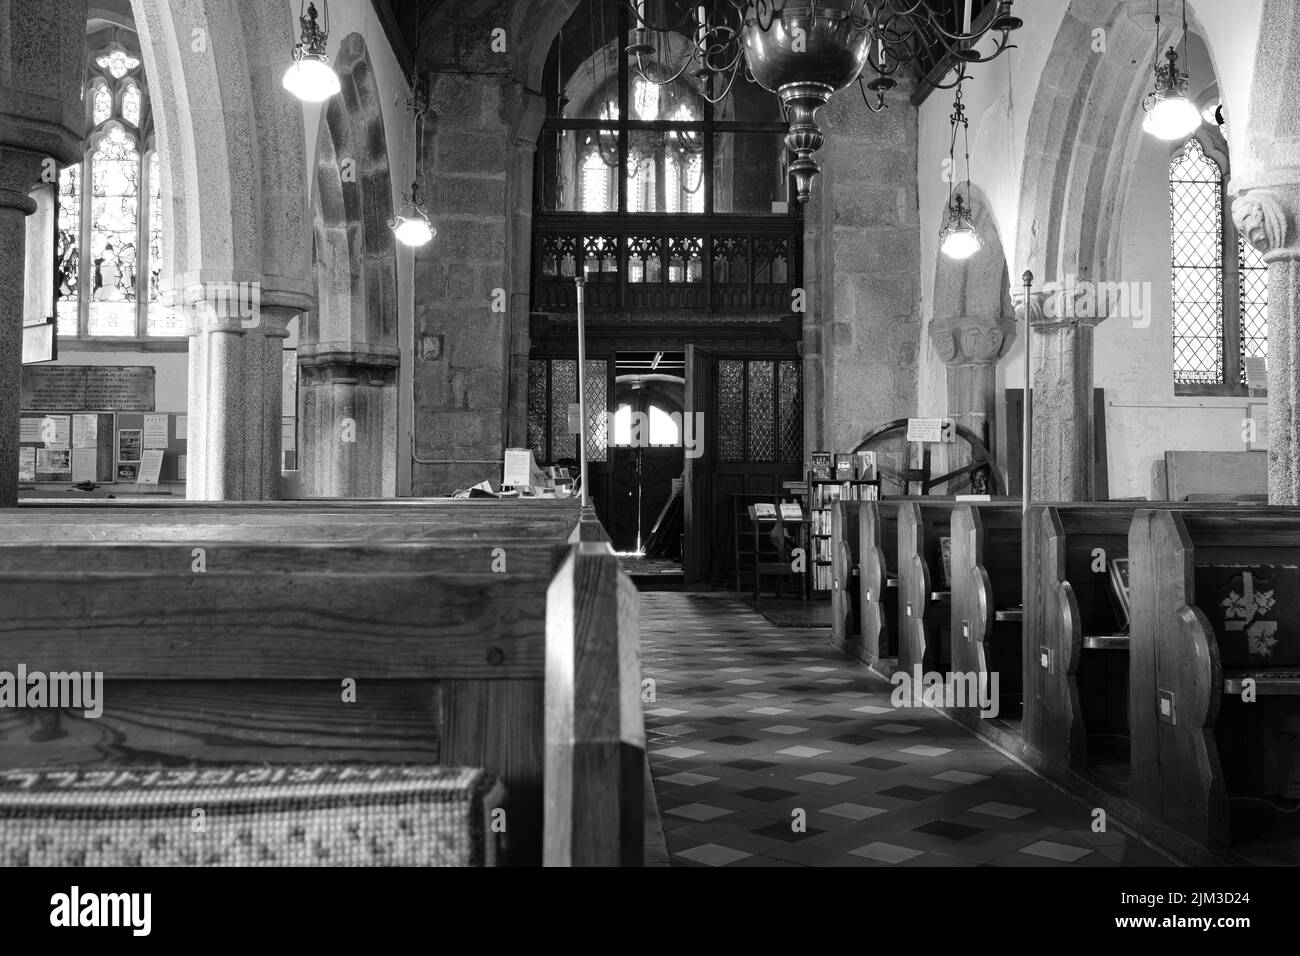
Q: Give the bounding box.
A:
[752,502,777,520]
[855,450,877,481]
[809,451,832,480]
[834,453,854,480]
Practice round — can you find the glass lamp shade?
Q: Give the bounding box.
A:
[282,55,340,103]
[392,214,435,248]
[940,225,981,260]
[1143,92,1201,141]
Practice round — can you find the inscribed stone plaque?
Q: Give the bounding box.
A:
[21,366,155,411]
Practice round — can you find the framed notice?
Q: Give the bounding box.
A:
[118,429,142,464]
[1248,403,1270,452]
[906,418,955,443]
[18,448,35,483]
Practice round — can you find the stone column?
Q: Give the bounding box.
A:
[0,151,46,507]
[299,352,399,498]
[1,0,87,506]
[1233,184,1300,504]
[929,314,1013,457]
[1014,287,1103,502]
[186,300,303,500]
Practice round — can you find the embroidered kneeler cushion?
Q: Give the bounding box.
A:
[0,765,505,867]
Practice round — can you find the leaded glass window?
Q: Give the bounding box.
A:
[1169,136,1270,389]
[527,357,610,465]
[716,358,801,464]
[1170,139,1223,385]
[55,36,175,341]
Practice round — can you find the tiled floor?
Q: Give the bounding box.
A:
[641,592,1175,867]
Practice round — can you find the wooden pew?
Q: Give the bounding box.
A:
[1129,508,1300,853]
[830,500,868,654]
[857,500,905,671]
[0,501,642,866]
[897,501,962,687]
[948,505,1024,722]
[1022,502,1251,786]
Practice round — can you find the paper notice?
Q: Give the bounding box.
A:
[40,415,70,449]
[72,448,97,482]
[138,449,164,485]
[143,414,169,449]
[177,454,187,482]
[36,448,70,475]
[19,418,41,443]
[118,429,142,463]
[503,448,533,487]
[18,448,35,482]
[176,415,188,440]
[72,414,98,449]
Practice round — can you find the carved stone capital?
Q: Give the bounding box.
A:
[0,147,46,215]
[1232,186,1297,259]
[929,314,1013,367]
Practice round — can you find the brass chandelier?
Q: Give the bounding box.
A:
[623,0,1023,203]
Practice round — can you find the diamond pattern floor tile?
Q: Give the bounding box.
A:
[639,593,1169,868]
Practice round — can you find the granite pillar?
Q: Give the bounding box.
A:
[299,354,399,498]
[929,314,1012,463]
[186,302,300,500]
[1014,287,1103,502]
[1233,184,1300,504]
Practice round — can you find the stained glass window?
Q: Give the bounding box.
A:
[96,48,140,79]
[1170,138,1224,385]
[55,166,80,337]
[122,83,142,128]
[57,37,177,341]
[88,125,140,336]
[92,82,113,126]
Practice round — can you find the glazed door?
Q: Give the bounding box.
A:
[683,343,715,583]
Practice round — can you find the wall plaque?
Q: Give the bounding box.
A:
[21,366,155,411]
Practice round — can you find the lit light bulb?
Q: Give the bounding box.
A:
[1143,92,1201,141]
[392,215,435,248]
[941,225,981,260]
[282,56,340,102]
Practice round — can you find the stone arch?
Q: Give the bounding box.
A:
[929,185,1015,469]
[301,32,399,498]
[128,0,313,499]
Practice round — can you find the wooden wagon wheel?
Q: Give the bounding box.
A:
[852,418,1004,497]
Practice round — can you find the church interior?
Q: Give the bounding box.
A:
[1,0,1299,878]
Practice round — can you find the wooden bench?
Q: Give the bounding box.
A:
[948,505,1024,722]
[1022,502,1252,789]
[0,500,641,866]
[856,500,908,671]
[897,501,962,685]
[830,500,868,654]
[1129,508,1300,853]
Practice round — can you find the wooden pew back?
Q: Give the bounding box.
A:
[897,501,963,682]
[1129,507,1300,851]
[830,501,868,651]
[0,500,642,866]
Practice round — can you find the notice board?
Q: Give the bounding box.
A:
[19,412,116,484]
[115,412,188,482]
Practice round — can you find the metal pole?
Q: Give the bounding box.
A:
[575,275,591,509]
[1021,270,1033,514]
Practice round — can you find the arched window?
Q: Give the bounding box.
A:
[1170,135,1268,391]
[55,35,178,341]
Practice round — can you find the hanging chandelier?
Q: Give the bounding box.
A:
[283,1,340,103]
[1142,0,1200,141]
[390,181,436,247]
[939,85,979,260]
[624,0,1023,203]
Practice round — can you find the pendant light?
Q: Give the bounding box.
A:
[389,4,435,249]
[1142,0,1200,141]
[940,83,981,260]
[283,1,340,103]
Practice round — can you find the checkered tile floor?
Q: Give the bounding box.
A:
[642,593,1174,867]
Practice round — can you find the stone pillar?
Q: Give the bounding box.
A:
[299,353,399,498]
[929,314,1013,456]
[1014,287,1103,502]
[186,301,302,500]
[0,0,87,506]
[0,150,46,507]
[1233,184,1300,504]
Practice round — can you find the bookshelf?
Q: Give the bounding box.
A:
[805,457,881,597]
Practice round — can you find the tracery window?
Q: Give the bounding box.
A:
[1170,135,1269,391]
[56,37,180,341]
